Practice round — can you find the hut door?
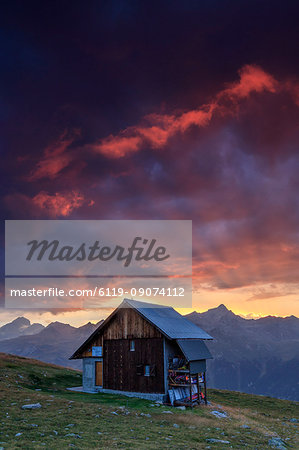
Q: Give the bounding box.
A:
[95,361,103,386]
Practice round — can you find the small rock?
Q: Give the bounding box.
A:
[210,410,228,419]
[268,437,287,449]
[66,424,75,427]
[173,423,179,428]
[15,433,22,437]
[65,433,82,439]
[111,411,118,415]
[241,424,250,429]
[162,410,173,414]
[22,403,42,410]
[140,413,151,418]
[206,439,230,444]
[30,424,38,427]
[97,432,102,435]
[176,406,186,410]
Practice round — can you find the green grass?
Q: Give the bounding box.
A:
[0,353,298,449]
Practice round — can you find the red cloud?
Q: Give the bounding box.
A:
[221,64,277,100]
[5,190,89,218]
[92,65,278,158]
[28,129,80,181]
[98,135,142,158]
[32,191,85,217]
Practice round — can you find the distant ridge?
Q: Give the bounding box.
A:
[0,317,44,341]
[186,305,299,401]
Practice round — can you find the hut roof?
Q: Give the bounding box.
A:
[124,299,213,340]
[70,298,212,359]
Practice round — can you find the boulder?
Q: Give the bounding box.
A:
[22,403,42,410]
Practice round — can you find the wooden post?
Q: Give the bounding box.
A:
[204,371,207,405]
[189,368,193,408]
[196,373,200,404]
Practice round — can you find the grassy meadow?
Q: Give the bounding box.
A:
[0,353,298,449]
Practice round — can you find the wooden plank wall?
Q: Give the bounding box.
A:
[103,337,165,393]
[103,307,162,339]
[80,307,161,357]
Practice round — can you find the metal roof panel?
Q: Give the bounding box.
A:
[177,339,213,361]
[123,299,213,340]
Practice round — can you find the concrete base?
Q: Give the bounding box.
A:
[67,385,167,401]
[96,388,167,402]
[67,386,88,393]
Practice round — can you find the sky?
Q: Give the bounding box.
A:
[1,0,299,326]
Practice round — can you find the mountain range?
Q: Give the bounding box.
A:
[0,318,102,369]
[0,305,298,400]
[0,316,44,340]
[186,305,299,401]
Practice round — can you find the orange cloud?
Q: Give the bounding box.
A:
[92,65,278,158]
[220,64,277,100]
[32,190,85,217]
[4,190,90,218]
[28,129,80,180]
[98,135,142,158]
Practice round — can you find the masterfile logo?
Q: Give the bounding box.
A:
[5,220,191,276]
[26,237,170,267]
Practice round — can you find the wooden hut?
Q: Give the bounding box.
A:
[70,299,213,406]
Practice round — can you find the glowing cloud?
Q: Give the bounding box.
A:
[32,190,85,217]
[28,129,80,180]
[92,65,277,158]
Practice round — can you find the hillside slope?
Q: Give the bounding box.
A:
[0,353,298,449]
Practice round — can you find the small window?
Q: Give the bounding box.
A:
[145,365,156,376]
[137,364,156,376]
[92,346,102,357]
[130,340,135,352]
